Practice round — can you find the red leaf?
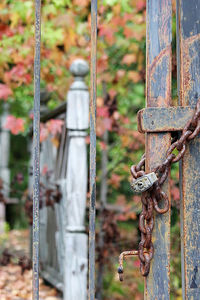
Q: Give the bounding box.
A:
[5,64,31,84]
[97,55,108,73]
[126,211,137,220]
[99,141,107,150]
[0,84,12,100]
[122,54,137,65]
[123,27,134,39]
[97,107,109,118]
[40,123,49,142]
[98,24,116,45]
[116,214,127,221]
[42,165,48,175]
[4,115,25,135]
[109,174,121,188]
[136,0,146,11]
[103,118,112,131]
[0,24,13,39]
[108,89,117,99]
[46,119,64,136]
[171,186,180,201]
[74,0,90,7]
[85,135,90,144]
[133,259,140,268]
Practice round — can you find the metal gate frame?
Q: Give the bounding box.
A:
[144,1,172,298]
[32,0,200,299]
[177,1,200,299]
[139,1,200,299]
[33,0,41,299]
[33,0,97,299]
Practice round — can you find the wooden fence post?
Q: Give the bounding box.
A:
[0,104,10,233]
[64,59,89,300]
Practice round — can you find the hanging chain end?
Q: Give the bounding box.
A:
[117,250,139,282]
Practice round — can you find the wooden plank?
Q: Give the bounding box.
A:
[176,1,200,298]
[64,233,88,300]
[0,104,10,233]
[55,125,67,180]
[40,267,63,291]
[145,1,172,299]
[40,102,66,122]
[39,138,61,284]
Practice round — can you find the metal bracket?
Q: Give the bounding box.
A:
[137,106,195,133]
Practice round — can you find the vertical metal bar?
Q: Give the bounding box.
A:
[145,1,172,299]
[177,1,200,299]
[33,0,41,299]
[89,1,97,300]
[96,83,108,300]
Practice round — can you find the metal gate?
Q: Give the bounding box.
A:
[32,0,200,299]
[32,0,97,299]
[142,1,200,298]
[119,1,200,299]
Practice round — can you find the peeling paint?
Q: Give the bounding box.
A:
[177,1,200,299]
[32,1,41,300]
[145,1,172,299]
[89,1,97,300]
[138,106,195,133]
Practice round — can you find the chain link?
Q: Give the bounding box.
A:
[118,99,200,280]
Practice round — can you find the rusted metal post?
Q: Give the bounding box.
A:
[176,1,200,298]
[33,0,41,299]
[96,83,108,300]
[89,0,97,299]
[145,1,172,299]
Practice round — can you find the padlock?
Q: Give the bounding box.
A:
[131,172,158,193]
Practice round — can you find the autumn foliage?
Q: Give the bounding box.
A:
[0,0,148,201]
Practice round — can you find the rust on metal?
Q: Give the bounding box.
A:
[33,0,41,299]
[118,99,200,279]
[117,2,200,299]
[118,85,200,299]
[145,1,172,298]
[177,1,200,298]
[118,250,141,281]
[89,1,97,300]
[138,106,195,133]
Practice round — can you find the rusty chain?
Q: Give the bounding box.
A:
[118,99,200,281]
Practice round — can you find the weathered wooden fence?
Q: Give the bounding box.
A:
[30,59,89,299]
[0,104,19,233]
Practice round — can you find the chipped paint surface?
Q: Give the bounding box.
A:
[33,0,41,299]
[145,1,172,299]
[138,106,195,133]
[177,1,200,299]
[89,1,97,300]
